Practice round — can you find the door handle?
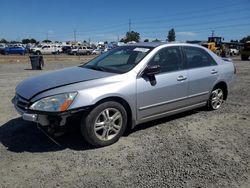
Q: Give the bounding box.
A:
[211,69,218,74]
[177,75,187,81]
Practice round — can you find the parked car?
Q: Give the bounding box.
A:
[52,45,62,54]
[1,46,27,55]
[0,44,6,54]
[241,41,250,60]
[229,48,239,56]
[68,46,93,55]
[62,46,72,54]
[12,43,236,147]
[92,48,104,55]
[32,45,60,55]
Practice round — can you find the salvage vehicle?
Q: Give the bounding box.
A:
[32,45,61,55]
[12,43,236,147]
[229,48,239,56]
[1,46,27,55]
[68,46,93,55]
[241,41,250,60]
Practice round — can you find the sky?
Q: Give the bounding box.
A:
[0,0,249,43]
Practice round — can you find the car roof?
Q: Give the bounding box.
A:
[125,42,201,48]
[126,42,166,48]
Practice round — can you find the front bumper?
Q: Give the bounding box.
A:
[22,113,38,122]
[12,96,89,126]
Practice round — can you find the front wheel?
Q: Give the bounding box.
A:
[81,101,127,147]
[207,88,224,110]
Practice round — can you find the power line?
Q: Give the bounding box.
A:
[132,0,248,23]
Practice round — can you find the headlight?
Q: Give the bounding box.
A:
[29,92,77,112]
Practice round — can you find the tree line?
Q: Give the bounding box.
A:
[1,30,250,44]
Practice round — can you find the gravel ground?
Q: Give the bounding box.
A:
[0,56,249,188]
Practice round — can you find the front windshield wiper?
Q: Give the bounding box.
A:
[83,65,106,72]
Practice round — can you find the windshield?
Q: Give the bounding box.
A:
[81,46,153,73]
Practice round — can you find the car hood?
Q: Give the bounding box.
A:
[16,66,115,100]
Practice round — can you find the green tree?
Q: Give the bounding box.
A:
[152,38,161,42]
[0,38,8,43]
[22,39,30,44]
[42,39,52,43]
[30,38,37,43]
[10,40,20,44]
[144,39,149,42]
[120,38,126,43]
[167,28,176,42]
[240,35,250,43]
[121,31,140,43]
[230,39,239,43]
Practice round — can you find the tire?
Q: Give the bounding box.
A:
[215,50,221,56]
[81,101,127,147]
[207,87,224,110]
[241,55,248,61]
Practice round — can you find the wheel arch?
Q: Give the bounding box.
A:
[213,81,228,100]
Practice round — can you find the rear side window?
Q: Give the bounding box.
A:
[149,47,183,73]
[183,47,217,68]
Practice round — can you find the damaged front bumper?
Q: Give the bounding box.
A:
[12,96,89,127]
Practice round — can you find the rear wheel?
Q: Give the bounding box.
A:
[81,101,127,147]
[207,88,224,110]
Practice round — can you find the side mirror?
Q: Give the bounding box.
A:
[143,65,160,76]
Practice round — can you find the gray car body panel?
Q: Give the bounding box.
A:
[14,43,235,125]
[16,66,115,100]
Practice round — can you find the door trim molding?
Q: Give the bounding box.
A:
[138,91,209,111]
[140,102,207,121]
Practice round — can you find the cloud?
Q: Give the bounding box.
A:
[176,32,196,37]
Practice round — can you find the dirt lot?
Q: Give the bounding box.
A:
[0,55,249,187]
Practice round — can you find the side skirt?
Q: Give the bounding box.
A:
[136,102,206,124]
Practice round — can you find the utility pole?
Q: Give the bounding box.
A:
[211,30,214,37]
[46,31,48,40]
[129,19,131,32]
[74,30,76,43]
[117,35,120,42]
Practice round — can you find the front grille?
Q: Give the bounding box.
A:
[15,94,29,112]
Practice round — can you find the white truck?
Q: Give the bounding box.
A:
[32,45,62,55]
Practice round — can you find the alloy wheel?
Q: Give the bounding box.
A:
[94,108,123,141]
[211,88,224,109]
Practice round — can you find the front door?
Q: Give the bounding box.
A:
[136,46,188,121]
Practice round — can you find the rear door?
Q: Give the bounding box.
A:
[136,46,188,121]
[183,46,219,104]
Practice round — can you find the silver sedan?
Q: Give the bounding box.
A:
[13,43,236,147]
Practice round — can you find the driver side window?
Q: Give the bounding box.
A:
[149,47,183,73]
